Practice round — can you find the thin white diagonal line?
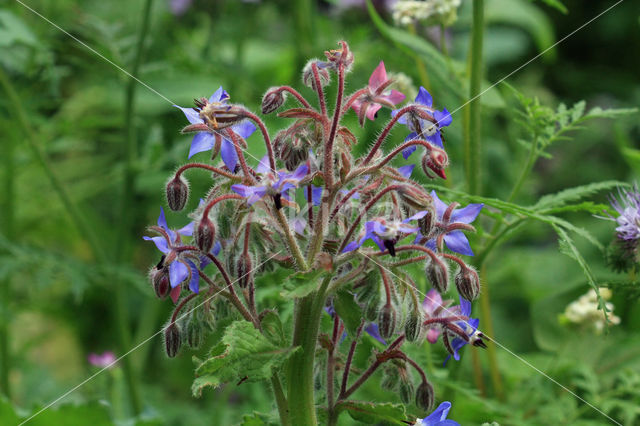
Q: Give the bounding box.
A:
[18,251,282,425]
[445,0,625,121]
[359,252,621,425]
[13,0,175,105]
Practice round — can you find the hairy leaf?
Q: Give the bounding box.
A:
[338,400,407,425]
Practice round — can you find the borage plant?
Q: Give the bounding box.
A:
[144,41,485,425]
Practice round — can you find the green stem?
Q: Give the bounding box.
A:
[286,277,330,425]
[466,0,485,195]
[478,265,504,399]
[271,373,290,426]
[0,116,15,398]
[113,0,154,415]
[507,131,538,202]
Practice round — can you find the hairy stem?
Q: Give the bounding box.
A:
[466,0,485,195]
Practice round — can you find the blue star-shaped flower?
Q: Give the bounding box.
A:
[416,401,460,426]
[174,86,256,171]
[342,211,429,254]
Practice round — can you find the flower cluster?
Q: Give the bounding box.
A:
[560,287,620,333]
[392,0,462,27]
[144,41,484,424]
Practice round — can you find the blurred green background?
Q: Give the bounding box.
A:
[1,0,639,424]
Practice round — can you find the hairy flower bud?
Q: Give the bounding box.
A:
[415,380,435,412]
[365,294,380,322]
[166,175,189,211]
[426,256,450,293]
[381,364,400,391]
[261,87,286,114]
[398,372,414,405]
[186,317,203,349]
[421,148,448,180]
[418,210,435,237]
[164,322,181,358]
[404,309,423,342]
[398,184,433,211]
[302,60,331,90]
[455,265,480,301]
[355,272,380,304]
[151,266,170,299]
[236,253,254,289]
[195,215,216,253]
[378,304,397,340]
[324,40,354,71]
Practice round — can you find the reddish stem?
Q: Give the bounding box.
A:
[203,194,244,217]
[311,62,327,117]
[240,109,276,172]
[226,129,256,182]
[324,62,345,191]
[170,293,198,323]
[175,162,240,180]
[278,86,312,108]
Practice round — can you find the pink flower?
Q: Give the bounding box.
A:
[351,61,405,126]
[88,351,117,368]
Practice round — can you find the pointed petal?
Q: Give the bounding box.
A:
[405,210,428,221]
[157,207,169,230]
[220,138,239,171]
[451,203,484,224]
[430,191,447,219]
[459,296,472,317]
[423,401,452,423]
[291,163,309,180]
[174,105,202,124]
[422,289,443,314]
[444,231,474,256]
[187,260,199,293]
[364,323,387,345]
[231,184,253,198]
[415,86,433,107]
[231,121,256,139]
[170,285,181,304]
[435,108,452,127]
[212,241,221,256]
[402,145,418,160]
[208,86,228,103]
[257,155,271,174]
[143,236,170,254]
[381,89,405,106]
[188,132,215,158]
[426,328,441,344]
[366,102,382,121]
[397,164,414,178]
[369,61,387,90]
[426,131,444,149]
[342,240,362,253]
[169,261,189,288]
[177,222,194,236]
[312,185,323,206]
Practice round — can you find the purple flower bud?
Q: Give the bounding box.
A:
[378,304,397,340]
[455,265,480,301]
[236,253,254,289]
[415,380,435,413]
[195,216,216,253]
[150,266,170,299]
[166,175,190,211]
[404,310,423,342]
[261,87,287,114]
[164,323,181,358]
[421,148,448,180]
[426,256,450,293]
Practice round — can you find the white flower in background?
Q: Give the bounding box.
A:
[562,288,621,333]
[388,71,417,101]
[392,0,462,27]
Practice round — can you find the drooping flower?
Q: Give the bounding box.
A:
[416,401,460,426]
[351,61,405,126]
[342,211,429,254]
[421,191,483,256]
[88,351,117,369]
[144,207,220,300]
[231,156,309,206]
[444,297,485,364]
[393,87,452,159]
[174,86,256,171]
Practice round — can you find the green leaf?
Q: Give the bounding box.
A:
[552,225,609,324]
[536,0,568,14]
[339,401,407,425]
[192,321,298,397]
[0,397,18,425]
[280,269,327,299]
[534,181,625,210]
[260,310,286,346]
[333,291,363,336]
[486,0,555,59]
[367,0,504,109]
[21,402,111,426]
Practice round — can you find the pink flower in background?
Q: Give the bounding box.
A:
[88,351,117,368]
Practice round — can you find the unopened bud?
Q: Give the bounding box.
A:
[324,41,354,71]
[381,364,400,391]
[421,149,448,180]
[399,373,414,405]
[398,185,433,211]
[415,380,435,412]
[418,210,435,237]
[151,266,170,299]
[404,310,423,343]
[164,323,181,358]
[261,88,286,114]
[195,216,216,253]
[186,317,203,349]
[166,175,189,211]
[236,253,254,289]
[302,60,331,90]
[378,304,397,340]
[425,256,449,293]
[455,265,480,301]
[365,296,380,322]
[355,272,380,304]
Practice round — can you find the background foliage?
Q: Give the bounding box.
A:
[1,0,639,424]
